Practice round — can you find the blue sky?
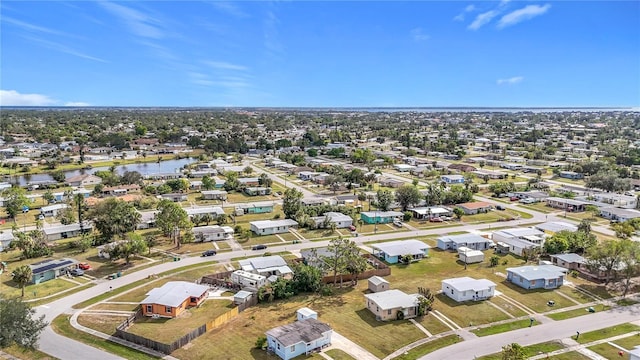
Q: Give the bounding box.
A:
[1,1,639,107]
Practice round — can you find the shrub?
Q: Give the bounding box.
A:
[255,336,267,349]
[403,212,412,221]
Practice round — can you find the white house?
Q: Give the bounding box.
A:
[492,228,546,256]
[40,204,69,218]
[458,247,484,264]
[184,206,225,219]
[238,255,293,279]
[311,212,353,229]
[441,277,496,302]
[533,221,578,235]
[42,222,92,241]
[437,233,493,251]
[193,225,234,241]
[250,219,298,235]
[371,239,430,264]
[0,231,14,251]
[230,270,267,291]
[265,318,333,360]
[364,289,421,321]
[599,207,640,222]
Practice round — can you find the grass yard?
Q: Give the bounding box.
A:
[495,281,576,313]
[471,318,539,337]
[110,266,222,303]
[172,285,426,360]
[520,202,555,214]
[51,315,158,360]
[477,341,565,360]
[0,277,78,301]
[237,234,284,248]
[549,352,591,360]
[546,306,610,321]
[576,323,640,344]
[0,344,59,360]
[127,300,234,343]
[393,334,462,360]
[555,286,595,304]
[435,294,511,328]
[613,333,640,349]
[415,313,453,335]
[488,296,528,318]
[324,349,356,360]
[88,303,141,311]
[588,343,633,359]
[617,298,639,306]
[77,313,126,336]
[226,191,279,204]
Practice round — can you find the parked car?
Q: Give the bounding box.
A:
[496,205,506,211]
[509,196,519,201]
[349,225,357,231]
[202,250,217,257]
[69,268,84,276]
[78,262,91,270]
[429,217,443,222]
[519,197,536,204]
[393,220,403,227]
[252,244,267,250]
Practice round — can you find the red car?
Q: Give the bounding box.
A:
[349,225,357,231]
[429,217,443,222]
[78,262,91,270]
[510,196,519,201]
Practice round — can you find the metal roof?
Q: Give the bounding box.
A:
[250,219,298,229]
[506,265,567,281]
[371,239,430,257]
[438,233,491,245]
[141,281,209,308]
[265,318,332,347]
[442,277,496,292]
[364,289,421,310]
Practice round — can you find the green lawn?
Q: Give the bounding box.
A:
[435,294,511,328]
[555,286,597,304]
[577,323,640,344]
[51,315,158,360]
[549,351,592,360]
[415,314,453,335]
[324,349,356,360]
[393,334,462,360]
[471,318,538,337]
[495,281,576,313]
[477,341,565,359]
[0,344,59,360]
[613,333,640,349]
[77,313,126,336]
[588,343,630,359]
[488,296,528,318]
[89,303,140,311]
[546,306,610,321]
[127,300,234,343]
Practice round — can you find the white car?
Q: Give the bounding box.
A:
[519,197,536,204]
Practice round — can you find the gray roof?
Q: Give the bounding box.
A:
[41,204,69,212]
[442,277,496,292]
[534,221,578,233]
[42,222,92,235]
[265,318,332,347]
[600,207,640,218]
[250,219,298,229]
[494,227,545,238]
[551,253,586,264]
[238,255,291,274]
[235,290,253,299]
[368,276,389,286]
[371,239,430,257]
[29,258,78,274]
[438,233,491,245]
[185,206,225,216]
[506,265,567,281]
[141,281,209,308]
[364,289,421,310]
[193,225,234,235]
[546,197,590,206]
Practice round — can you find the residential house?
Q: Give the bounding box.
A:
[230,270,267,291]
[311,212,353,229]
[234,290,254,306]
[301,198,326,207]
[437,233,493,251]
[394,164,416,172]
[545,197,589,212]
[185,206,225,219]
[492,228,546,256]
[364,289,421,321]
[628,346,640,360]
[455,201,493,215]
[559,171,584,180]
[441,174,465,184]
[506,265,566,290]
[409,206,453,220]
[137,210,159,230]
[599,207,640,222]
[360,211,404,224]
[457,247,485,264]
[378,177,405,188]
[140,281,209,318]
[238,177,260,187]
[40,204,69,218]
[311,173,332,185]
[500,163,523,171]
[201,190,228,201]
[471,169,507,180]
[448,164,477,173]
[265,318,333,360]
[549,253,587,272]
[29,258,78,284]
[513,191,549,202]
[441,277,496,302]
[0,231,14,251]
[102,184,140,197]
[65,174,102,187]
[160,193,187,202]
[193,225,234,241]
[335,194,358,205]
[42,222,92,241]
[593,193,637,209]
[236,203,274,215]
[238,255,294,279]
[371,239,430,264]
[298,171,319,181]
[368,276,390,293]
[244,187,272,196]
[533,221,578,235]
[250,219,298,235]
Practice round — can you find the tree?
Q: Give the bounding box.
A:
[543,236,569,255]
[73,234,92,253]
[489,255,500,267]
[51,170,66,183]
[56,206,76,225]
[452,207,465,221]
[577,219,592,236]
[12,265,32,297]
[618,240,640,297]
[292,263,322,293]
[0,297,47,349]
[121,171,143,185]
[417,287,435,315]
[145,234,157,255]
[254,336,267,349]
[201,175,215,190]
[395,184,422,211]
[587,239,627,285]
[89,198,140,242]
[322,237,350,287]
[216,213,229,225]
[283,188,303,219]
[243,166,253,175]
[2,187,29,221]
[501,343,525,360]
[344,242,367,285]
[108,233,148,265]
[585,204,600,220]
[258,173,272,188]
[376,189,394,211]
[155,200,191,248]
[42,190,55,205]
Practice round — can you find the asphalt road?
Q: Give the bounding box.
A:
[421,303,640,360]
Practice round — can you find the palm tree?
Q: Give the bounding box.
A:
[13,265,32,297]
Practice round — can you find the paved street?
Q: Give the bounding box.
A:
[421,304,640,360]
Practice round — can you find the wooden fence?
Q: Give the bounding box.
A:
[115,306,240,354]
[321,254,391,284]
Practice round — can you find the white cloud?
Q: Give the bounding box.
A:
[498,4,551,29]
[0,90,56,106]
[410,28,430,42]
[465,4,476,12]
[497,76,524,85]
[209,2,249,18]
[203,61,248,71]
[468,10,499,30]
[2,17,67,37]
[22,35,108,63]
[99,2,164,39]
[64,102,91,107]
[454,4,476,22]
